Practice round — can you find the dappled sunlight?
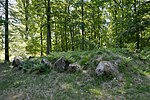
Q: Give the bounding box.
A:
[82,70,88,74]
[61,83,72,90]
[0,48,150,99]
[13,80,25,87]
[63,83,83,95]
[0,0,149,99]
[143,72,150,78]
[0,68,13,80]
[11,92,23,100]
[89,88,102,97]
[2,69,11,73]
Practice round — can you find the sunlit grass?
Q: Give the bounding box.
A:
[0,48,150,99]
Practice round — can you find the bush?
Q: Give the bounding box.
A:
[22,58,51,74]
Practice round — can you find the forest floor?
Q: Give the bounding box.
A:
[0,48,150,100]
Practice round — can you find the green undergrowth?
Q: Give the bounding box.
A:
[0,48,150,100]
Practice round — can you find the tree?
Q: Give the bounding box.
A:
[81,0,84,50]
[24,0,29,39]
[9,0,149,57]
[46,0,51,55]
[5,0,9,62]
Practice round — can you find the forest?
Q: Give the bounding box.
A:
[0,0,150,99]
[0,0,149,60]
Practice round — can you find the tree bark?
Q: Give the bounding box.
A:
[46,0,51,54]
[25,0,29,39]
[71,25,74,51]
[92,7,96,39]
[114,5,118,47]
[119,0,124,48]
[64,5,68,51]
[134,0,140,49]
[98,7,101,47]
[40,27,43,56]
[5,0,9,62]
[81,0,84,50]
[54,21,58,51]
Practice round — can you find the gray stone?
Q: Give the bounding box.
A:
[54,57,69,71]
[67,63,81,72]
[95,61,119,76]
[12,56,23,68]
[41,58,52,67]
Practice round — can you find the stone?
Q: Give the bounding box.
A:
[95,56,103,62]
[12,56,23,68]
[95,61,119,76]
[54,57,70,72]
[113,59,122,66]
[67,63,81,72]
[41,58,52,67]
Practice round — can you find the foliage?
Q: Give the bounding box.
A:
[18,48,142,74]
[26,38,42,56]
[21,58,52,73]
[0,0,150,60]
[140,47,150,61]
[0,17,4,26]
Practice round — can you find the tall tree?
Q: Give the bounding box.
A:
[134,0,140,49]
[5,0,9,62]
[24,0,29,39]
[81,0,84,50]
[64,1,68,51]
[11,0,149,55]
[46,0,51,55]
[40,19,43,56]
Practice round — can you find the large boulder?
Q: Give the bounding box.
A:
[54,57,70,72]
[95,61,119,76]
[12,56,23,68]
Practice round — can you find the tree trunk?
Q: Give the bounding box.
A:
[68,4,74,51]
[81,0,84,50]
[61,32,64,51]
[92,7,96,39]
[54,21,58,51]
[46,0,51,55]
[98,7,101,47]
[71,25,74,51]
[134,0,140,49]
[114,6,118,47]
[5,0,9,62]
[25,0,29,39]
[40,27,43,56]
[64,5,68,51]
[119,0,124,48]
[136,31,140,49]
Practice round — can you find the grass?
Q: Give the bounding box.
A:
[0,48,150,100]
